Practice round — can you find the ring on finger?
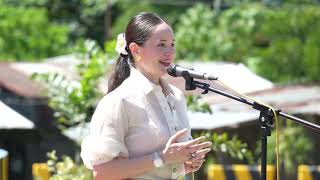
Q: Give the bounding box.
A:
[189,152,196,159]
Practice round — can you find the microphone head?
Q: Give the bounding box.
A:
[167,64,179,77]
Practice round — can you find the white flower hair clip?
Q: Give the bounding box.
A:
[115,33,128,56]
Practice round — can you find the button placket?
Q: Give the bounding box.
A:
[172,166,178,179]
[154,90,175,135]
[168,100,177,134]
[173,167,177,173]
[167,96,179,133]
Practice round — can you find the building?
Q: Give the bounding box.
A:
[0,57,79,180]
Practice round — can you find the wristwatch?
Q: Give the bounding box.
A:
[152,152,164,168]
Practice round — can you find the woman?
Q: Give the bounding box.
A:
[81,12,212,180]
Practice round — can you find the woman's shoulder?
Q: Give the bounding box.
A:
[103,78,140,102]
[102,85,128,104]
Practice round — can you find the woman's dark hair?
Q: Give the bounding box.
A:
[107,12,165,93]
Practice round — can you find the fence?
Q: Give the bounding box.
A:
[32,163,49,180]
[208,164,275,180]
[298,165,320,180]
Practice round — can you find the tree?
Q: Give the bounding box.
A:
[175,2,320,83]
[0,3,70,61]
[175,4,217,61]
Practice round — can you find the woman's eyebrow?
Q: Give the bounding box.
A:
[159,39,175,42]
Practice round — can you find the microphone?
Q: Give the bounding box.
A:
[167,64,218,80]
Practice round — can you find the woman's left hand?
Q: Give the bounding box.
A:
[184,142,211,174]
[184,159,205,174]
[184,144,211,174]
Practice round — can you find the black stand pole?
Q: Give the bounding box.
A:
[180,72,320,180]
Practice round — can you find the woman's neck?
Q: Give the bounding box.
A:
[148,77,160,85]
[136,67,160,85]
[145,74,160,85]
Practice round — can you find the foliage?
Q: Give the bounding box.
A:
[175,3,320,83]
[1,0,187,48]
[175,4,217,61]
[206,132,254,164]
[47,151,93,180]
[32,40,111,129]
[223,0,320,6]
[42,0,116,44]
[249,4,320,83]
[191,131,254,178]
[110,0,156,38]
[1,0,116,44]
[186,94,253,164]
[187,92,254,176]
[186,95,212,114]
[111,0,188,38]
[0,4,70,61]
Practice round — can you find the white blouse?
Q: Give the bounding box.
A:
[81,67,193,179]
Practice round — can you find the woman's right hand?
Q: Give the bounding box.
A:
[161,128,212,165]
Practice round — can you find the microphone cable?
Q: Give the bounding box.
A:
[214,79,280,180]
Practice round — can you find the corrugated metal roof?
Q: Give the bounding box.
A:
[0,55,79,97]
[0,63,43,97]
[12,54,79,78]
[176,61,274,93]
[190,85,320,130]
[189,111,259,130]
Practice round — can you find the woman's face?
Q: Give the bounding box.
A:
[135,22,175,83]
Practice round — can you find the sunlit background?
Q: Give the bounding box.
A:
[0,0,320,180]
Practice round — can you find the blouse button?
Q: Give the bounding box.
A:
[175,127,178,131]
[173,167,177,173]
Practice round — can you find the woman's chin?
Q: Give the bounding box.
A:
[160,68,169,77]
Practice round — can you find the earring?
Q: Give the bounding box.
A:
[134,55,141,62]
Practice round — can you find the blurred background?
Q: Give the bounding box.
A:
[0,0,320,179]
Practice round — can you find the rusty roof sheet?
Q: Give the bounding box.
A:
[190,85,320,130]
[0,63,43,97]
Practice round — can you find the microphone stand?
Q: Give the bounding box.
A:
[180,72,320,180]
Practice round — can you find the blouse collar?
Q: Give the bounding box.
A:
[128,66,174,97]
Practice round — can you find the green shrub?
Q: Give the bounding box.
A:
[47,151,93,180]
[186,95,212,114]
[32,40,110,130]
[0,5,70,61]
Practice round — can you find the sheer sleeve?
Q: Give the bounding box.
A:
[80,95,129,169]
